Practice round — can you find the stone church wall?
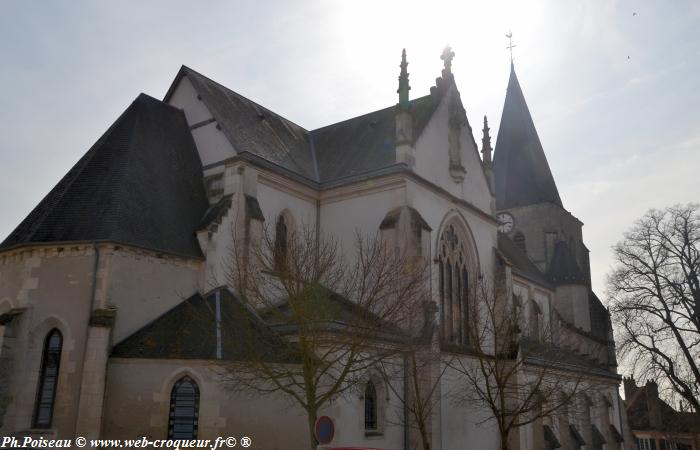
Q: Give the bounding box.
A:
[504,202,584,272]
[168,75,236,167]
[105,248,202,344]
[0,247,95,436]
[412,85,493,215]
[103,358,309,449]
[104,358,407,450]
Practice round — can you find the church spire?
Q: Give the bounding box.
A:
[492,64,563,209]
[397,48,410,108]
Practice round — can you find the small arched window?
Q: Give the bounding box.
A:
[274,215,288,271]
[33,329,63,428]
[364,380,377,431]
[168,376,200,439]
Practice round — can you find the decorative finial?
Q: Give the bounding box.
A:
[397,48,410,108]
[481,115,493,165]
[441,45,455,73]
[505,30,516,66]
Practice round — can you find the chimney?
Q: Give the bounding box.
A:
[646,380,662,429]
[623,376,638,399]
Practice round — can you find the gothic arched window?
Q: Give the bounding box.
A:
[33,329,63,428]
[438,223,472,345]
[168,376,200,439]
[274,214,288,271]
[364,380,378,431]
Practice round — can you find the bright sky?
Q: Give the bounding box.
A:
[1,0,699,297]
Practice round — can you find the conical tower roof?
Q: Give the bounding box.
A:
[493,64,562,209]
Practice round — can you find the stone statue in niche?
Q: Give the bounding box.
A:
[448,95,467,183]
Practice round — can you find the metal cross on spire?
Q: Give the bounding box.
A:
[505,30,516,64]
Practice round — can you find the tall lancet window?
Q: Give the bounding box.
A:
[364,380,378,431]
[274,214,288,271]
[168,376,200,439]
[438,223,471,345]
[33,329,63,428]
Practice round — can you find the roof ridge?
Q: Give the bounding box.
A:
[308,132,320,182]
[181,65,310,133]
[108,99,152,237]
[311,94,432,133]
[113,292,202,346]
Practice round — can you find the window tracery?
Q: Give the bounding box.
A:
[168,376,200,439]
[438,222,472,345]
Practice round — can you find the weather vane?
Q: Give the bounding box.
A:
[505,30,516,64]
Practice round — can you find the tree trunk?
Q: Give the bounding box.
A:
[500,429,510,450]
[307,409,318,450]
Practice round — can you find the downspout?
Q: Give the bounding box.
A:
[73,243,101,436]
[315,199,321,249]
[215,290,222,359]
[89,244,101,312]
[404,351,410,450]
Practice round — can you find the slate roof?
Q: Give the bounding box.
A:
[112,289,294,362]
[0,94,209,257]
[311,95,439,182]
[262,285,408,342]
[521,338,616,377]
[547,241,587,285]
[177,66,318,180]
[497,232,551,287]
[167,66,443,184]
[493,63,563,210]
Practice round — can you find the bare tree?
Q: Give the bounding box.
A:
[216,222,428,450]
[448,277,581,450]
[608,204,700,412]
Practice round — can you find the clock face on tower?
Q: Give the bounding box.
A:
[497,212,514,234]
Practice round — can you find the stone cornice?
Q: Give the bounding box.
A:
[214,154,497,224]
[0,241,203,266]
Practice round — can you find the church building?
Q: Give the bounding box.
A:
[0,48,627,449]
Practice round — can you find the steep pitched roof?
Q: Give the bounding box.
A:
[177,66,317,180]
[112,289,294,362]
[493,64,563,209]
[167,66,442,183]
[311,95,439,182]
[1,94,209,257]
[261,285,408,342]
